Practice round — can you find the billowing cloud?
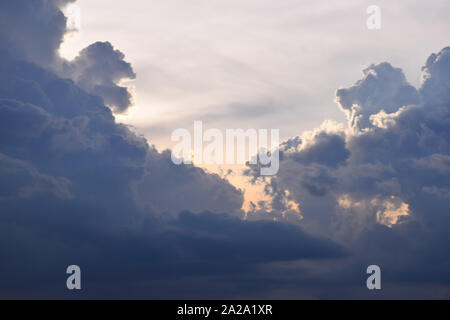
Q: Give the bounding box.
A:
[61,42,136,113]
[335,62,420,131]
[421,46,450,106]
[0,0,136,114]
[247,47,450,296]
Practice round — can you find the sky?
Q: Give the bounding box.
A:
[59,0,450,212]
[60,0,450,149]
[0,0,450,299]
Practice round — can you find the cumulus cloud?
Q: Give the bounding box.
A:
[335,62,420,131]
[0,0,136,114]
[247,47,450,296]
[61,42,137,113]
[421,46,450,106]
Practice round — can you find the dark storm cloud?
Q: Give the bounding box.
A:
[0,208,345,299]
[0,0,74,66]
[0,0,345,298]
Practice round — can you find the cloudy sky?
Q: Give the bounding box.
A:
[60,0,450,148]
[0,0,450,299]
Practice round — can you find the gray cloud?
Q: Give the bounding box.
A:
[246,47,450,296]
[0,0,74,66]
[0,0,136,114]
[335,62,421,131]
[61,41,136,114]
[0,153,72,201]
[421,46,450,106]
